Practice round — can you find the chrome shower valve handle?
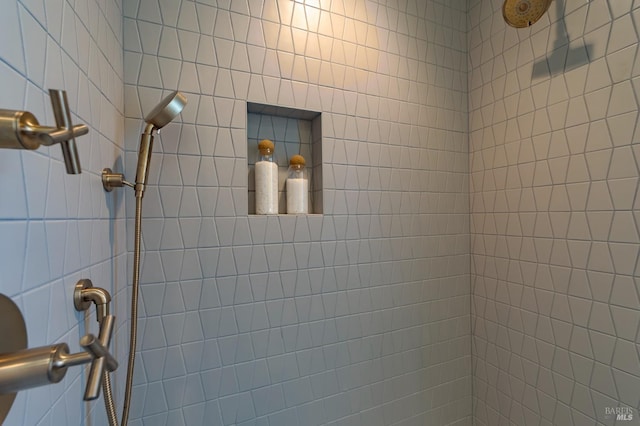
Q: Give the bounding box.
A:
[0,89,88,174]
[0,280,118,403]
[73,279,118,400]
[0,318,118,401]
[80,314,118,401]
[48,89,84,174]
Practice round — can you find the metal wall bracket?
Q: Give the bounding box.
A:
[101,167,134,192]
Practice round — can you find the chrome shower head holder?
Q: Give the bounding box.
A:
[102,91,187,197]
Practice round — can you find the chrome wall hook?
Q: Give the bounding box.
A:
[0,89,88,174]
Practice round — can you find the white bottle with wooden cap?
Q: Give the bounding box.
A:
[286,154,308,214]
[255,139,278,214]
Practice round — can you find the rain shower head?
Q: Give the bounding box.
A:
[135,91,188,197]
[503,0,553,28]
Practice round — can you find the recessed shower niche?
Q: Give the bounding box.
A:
[247,102,322,215]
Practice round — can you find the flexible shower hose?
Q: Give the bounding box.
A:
[102,194,143,426]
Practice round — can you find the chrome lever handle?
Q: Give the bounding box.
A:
[48,89,83,174]
[82,315,118,372]
[0,282,117,412]
[28,123,89,146]
[80,315,118,401]
[0,89,88,174]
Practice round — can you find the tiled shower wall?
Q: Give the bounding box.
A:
[469,1,640,425]
[0,0,126,425]
[124,0,471,424]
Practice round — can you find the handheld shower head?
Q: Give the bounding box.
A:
[135,91,187,197]
[144,91,188,130]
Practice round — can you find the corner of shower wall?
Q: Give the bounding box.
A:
[469,2,640,426]
[0,0,127,424]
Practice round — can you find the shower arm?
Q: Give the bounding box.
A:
[552,0,569,49]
